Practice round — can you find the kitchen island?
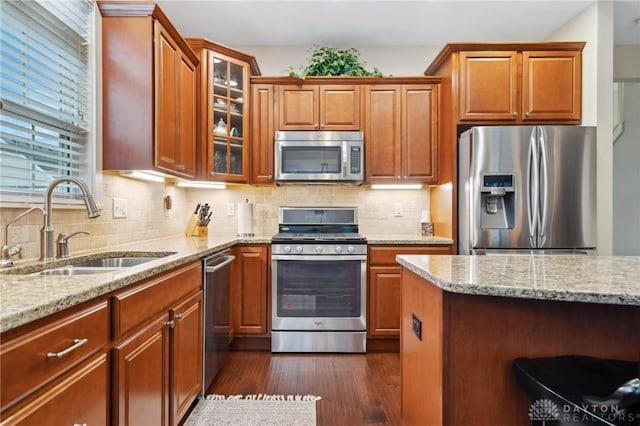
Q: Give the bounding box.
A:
[396,254,640,426]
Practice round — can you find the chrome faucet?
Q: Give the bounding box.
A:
[1,207,46,267]
[41,176,100,261]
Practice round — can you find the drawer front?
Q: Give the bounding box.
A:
[368,245,451,265]
[1,301,109,409]
[1,353,108,426]
[112,262,202,338]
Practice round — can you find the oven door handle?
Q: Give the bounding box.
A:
[205,255,236,273]
[272,254,367,261]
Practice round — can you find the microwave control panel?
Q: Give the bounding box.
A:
[350,146,362,174]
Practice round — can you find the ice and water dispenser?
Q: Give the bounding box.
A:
[480,174,515,229]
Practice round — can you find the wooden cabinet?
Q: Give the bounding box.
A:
[171,292,203,425]
[364,84,440,184]
[100,3,199,178]
[458,48,582,123]
[188,39,260,182]
[0,354,109,426]
[250,84,275,185]
[367,245,451,338]
[278,84,360,130]
[232,246,269,334]
[112,262,203,426]
[0,301,109,424]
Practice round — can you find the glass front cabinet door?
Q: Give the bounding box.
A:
[209,52,249,181]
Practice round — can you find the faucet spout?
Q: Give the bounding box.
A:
[41,176,100,261]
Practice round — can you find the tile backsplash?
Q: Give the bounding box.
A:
[1,175,430,262]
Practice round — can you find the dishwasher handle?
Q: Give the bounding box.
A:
[205,255,235,273]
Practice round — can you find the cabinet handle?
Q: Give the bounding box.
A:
[403,176,408,179]
[176,164,185,170]
[165,320,175,329]
[268,174,272,179]
[314,123,319,129]
[175,314,184,321]
[397,176,401,180]
[47,338,88,359]
[320,123,324,128]
[525,111,530,116]
[513,111,518,117]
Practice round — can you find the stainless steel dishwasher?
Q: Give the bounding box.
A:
[202,250,235,394]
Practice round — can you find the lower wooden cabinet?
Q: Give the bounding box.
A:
[232,246,269,335]
[113,313,171,426]
[367,245,451,338]
[0,353,109,425]
[112,262,203,426]
[171,292,204,424]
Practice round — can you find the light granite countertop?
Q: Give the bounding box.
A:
[396,254,640,306]
[0,234,271,334]
[0,233,453,334]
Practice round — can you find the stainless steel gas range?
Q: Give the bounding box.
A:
[271,207,367,353]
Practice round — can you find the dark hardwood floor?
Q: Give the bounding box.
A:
[206,351,401,426]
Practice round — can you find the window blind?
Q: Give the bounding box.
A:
[0,0,94,201]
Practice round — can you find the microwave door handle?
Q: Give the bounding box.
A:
[342,142,348,177]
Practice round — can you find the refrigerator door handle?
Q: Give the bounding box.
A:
[538,128,549,247]
[527,129,539,247]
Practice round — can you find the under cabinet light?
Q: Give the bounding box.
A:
[175,181,226,189]
[120,170,166,183]
[371,184,422,190]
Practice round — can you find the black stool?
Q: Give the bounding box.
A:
[512,355,640,426]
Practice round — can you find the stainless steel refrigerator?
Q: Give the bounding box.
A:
[458,126,597,254]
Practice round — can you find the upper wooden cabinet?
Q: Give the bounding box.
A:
[251,84,275,185]
[100,3,199,178]
[427,42,584,124]
[187,39,261,183]
[277,84,360,130]
[363,82,440,184]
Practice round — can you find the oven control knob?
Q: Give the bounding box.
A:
[295,246,303,254]
[283,246,291,253]
[347,246,355,254]
[315,246,323,254]
[335,246,343,253]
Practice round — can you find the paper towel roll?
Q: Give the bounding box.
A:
[237,202,254,236]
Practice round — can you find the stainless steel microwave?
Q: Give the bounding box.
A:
[274,131,364,184]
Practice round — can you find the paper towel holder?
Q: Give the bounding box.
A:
[237,199,255,237]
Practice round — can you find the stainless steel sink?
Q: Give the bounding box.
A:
[36,267,124,276]
[6,251,177,276]
[70,257,162,268]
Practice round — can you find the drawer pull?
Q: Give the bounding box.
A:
[166,320,176,329]
[46,338,88,359]
[175,314,184,321]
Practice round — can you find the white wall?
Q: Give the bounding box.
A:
[237,45,442,76]
[547,2,614,254]
[613,82,640,254]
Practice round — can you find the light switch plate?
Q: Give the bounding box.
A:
[113,198,127,218]
[226,203,235,216]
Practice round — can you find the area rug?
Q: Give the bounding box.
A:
[183,394,321,426]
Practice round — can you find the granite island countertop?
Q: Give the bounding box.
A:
[396,254,640,306]
[0,234,272,334]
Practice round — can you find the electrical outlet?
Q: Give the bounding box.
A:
[394,203,403,217]
[412,313,422,341]
[113,198,127,218]
[226,203,235,216]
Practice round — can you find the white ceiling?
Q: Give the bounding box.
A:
[157,0,640,48]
